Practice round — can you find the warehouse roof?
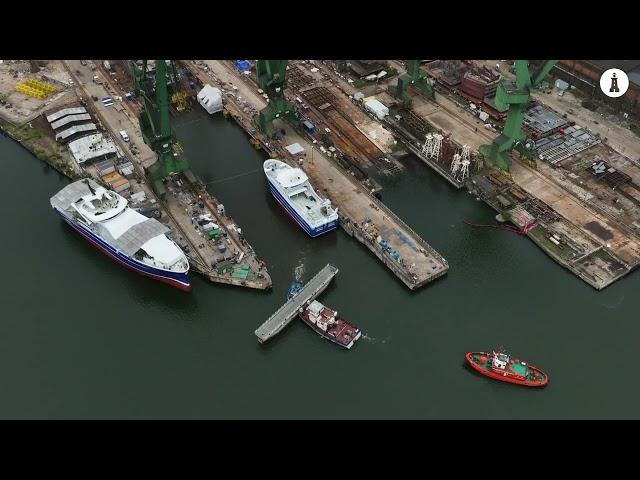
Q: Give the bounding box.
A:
[349,60,385,78]
[55,123,97,142]
[51,113,93,130]
[46,106,87,123]
[68,133,118,164]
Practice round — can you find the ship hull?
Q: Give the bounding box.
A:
[299,314,361,349]
[56,209,191,292]
[465,352,548,387]
[267,179,339,237]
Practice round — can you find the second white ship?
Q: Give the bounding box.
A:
[263,159,339,237]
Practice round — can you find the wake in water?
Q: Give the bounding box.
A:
[362,334,390,344]
[598,295,625,309]
[294,257,306,282]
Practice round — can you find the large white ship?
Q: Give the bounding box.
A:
[263,159,339,237]
[50,179,191,291]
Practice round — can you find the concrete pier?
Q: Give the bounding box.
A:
[184,60,449,290]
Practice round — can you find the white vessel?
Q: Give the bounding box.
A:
[50,179,191,291]
[263,159,339,237]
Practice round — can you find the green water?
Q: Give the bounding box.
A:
[1,108,637,419]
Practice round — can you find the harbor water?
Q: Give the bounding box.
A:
[2,107,639,419]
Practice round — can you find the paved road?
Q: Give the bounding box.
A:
[63,60,157,169]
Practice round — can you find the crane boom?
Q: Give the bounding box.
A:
[479,60,557,172]
[133,60,195,197]
[391,60,435,106]
[254,60,299,138]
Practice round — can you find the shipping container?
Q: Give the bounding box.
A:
[102,171,120,183]
[96,160,115,176]
[303,120,315,134]
[113,179,130,193]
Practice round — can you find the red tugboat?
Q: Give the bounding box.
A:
[466,350,549,387]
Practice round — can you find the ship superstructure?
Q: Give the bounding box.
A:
[50,179,191,291]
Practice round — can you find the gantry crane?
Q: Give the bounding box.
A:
[254,60,298,138]
[479,60,557,172]
[133,59,195,197]
[391,60,435,106]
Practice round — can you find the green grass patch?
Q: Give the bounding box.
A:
[390,140,405,153]
[529,228,567,259]
[352,79,366,89]
[570,88,585,100]
[10,124,42,141]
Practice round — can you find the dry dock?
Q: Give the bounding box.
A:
[184,60,448,290]
[57,60,271,290]
[255,264,338,343]
[312,60,640,290]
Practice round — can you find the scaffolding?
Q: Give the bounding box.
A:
[171,91,189,112]
[421,133,443,160]
[15,78,57,99]
[451,153,462,177]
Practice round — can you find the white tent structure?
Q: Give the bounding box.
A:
[197,84,223,114]
[364,99,389,120]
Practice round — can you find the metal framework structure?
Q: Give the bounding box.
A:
[133,59,195,197]
[255,60,299,138]
[458,145,471,182]
[479,60,557,171]
[392,60,435,106]
[421,133,443,161]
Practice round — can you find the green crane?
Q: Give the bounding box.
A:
[479,60,557,172]
[254,60,298,138]
[391,60,435,106]
[133,59,195,197]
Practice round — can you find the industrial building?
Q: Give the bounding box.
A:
[68,133,118,164]
[349,60,387,78]
[555,60,640,117]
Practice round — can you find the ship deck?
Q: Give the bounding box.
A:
[327,318,359,345]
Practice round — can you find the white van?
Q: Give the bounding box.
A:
[119,130,130,142]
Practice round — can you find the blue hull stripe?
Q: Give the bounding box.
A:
[267,181,338,237]
[55,209,190,288]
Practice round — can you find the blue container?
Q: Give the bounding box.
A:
[303,120,315,134]
[234,60,251,71]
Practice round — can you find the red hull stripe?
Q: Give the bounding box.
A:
[66,216,192,292]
